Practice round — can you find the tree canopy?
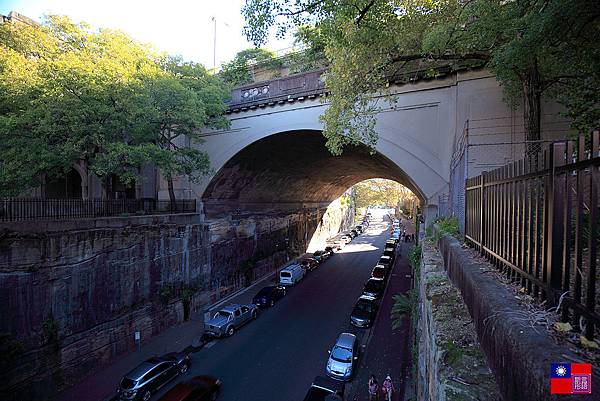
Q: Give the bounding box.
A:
[353,178,417,213]
[0,15,230,198]
[242,0,600,155]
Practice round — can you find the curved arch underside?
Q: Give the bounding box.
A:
[202,130,422,218]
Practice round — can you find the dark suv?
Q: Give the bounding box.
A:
[117,352,191,401]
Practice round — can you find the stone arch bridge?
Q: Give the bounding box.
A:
[167,68,530,224]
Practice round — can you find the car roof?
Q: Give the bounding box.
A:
[125,361,158,380]
[336,333,356,347]
[257,286,275,294]
[358,294,376,302]
[379,255,391,260]
[220,304,244,312]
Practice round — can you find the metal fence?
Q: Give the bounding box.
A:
[0,198,197,221]
[465,131,600,340]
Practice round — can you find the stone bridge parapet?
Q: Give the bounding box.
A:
[227,69,326,112]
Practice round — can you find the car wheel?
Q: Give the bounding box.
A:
[180,363,189,374]
[252,311,258,319]
[270,300,274,307]
[227,326,235,336]
[142,390,151,401]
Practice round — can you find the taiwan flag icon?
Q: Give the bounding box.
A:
[550,362,592,394]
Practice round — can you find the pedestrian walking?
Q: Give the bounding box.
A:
[382,374,395,401]
[368,374,379,401]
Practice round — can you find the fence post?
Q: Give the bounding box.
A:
[479,172,486,255]
[545,142,566,304]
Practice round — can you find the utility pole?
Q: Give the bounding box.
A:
[211,16,217,70]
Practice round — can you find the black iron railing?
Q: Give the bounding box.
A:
[465,131,600,340]
[0,198,196,221]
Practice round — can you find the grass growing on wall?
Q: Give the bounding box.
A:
[429,216,460,242]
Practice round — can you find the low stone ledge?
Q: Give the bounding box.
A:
[439,234,599,401]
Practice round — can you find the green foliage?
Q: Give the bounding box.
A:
[242,0,600,154]
[409,245,422,269]
[0,16,229,196]
[159,283,196,305]
[435,216,460,240]
[353,179,417,210]
[220,48,282,86]
[391,290,416,330]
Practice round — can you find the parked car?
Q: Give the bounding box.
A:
[362,278,386,299]
[324,246,335,256]
[157,376,221,401]
[341,234,352,243]
[280,263,305,285]
[327,239,344,251]
[385,239,397,249]
[371,265,388,280]
[325,333,359,381]
[203,304,258,338]
[350,295,379,328]
[383,248,396,262]
[117,352,191,401]
[355,225,364,234]
[300,258,319,272]
[312,250,330,263]
[350,229,359,238]
[302,376,345,401]
[252,285,286,308]
[378,255,393,269]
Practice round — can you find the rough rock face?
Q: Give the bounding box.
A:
[0,199,353,400]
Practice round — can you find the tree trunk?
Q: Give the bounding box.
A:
[522,60,542,158]
[167,175,177,211]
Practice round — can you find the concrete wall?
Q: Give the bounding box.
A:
[0,196,353,400]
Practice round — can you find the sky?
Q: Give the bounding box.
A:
[0,0,293,68]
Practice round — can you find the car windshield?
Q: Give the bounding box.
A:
[120,378,137,389]
[281,272,291,278]
[331,345,353,362]
[214,311,232,319]
[365,280,383,292]
[355,301,372,313]
[314,251,323,256]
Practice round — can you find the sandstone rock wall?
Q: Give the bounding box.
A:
[0,197,354,400]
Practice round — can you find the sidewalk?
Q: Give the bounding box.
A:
[349,240,414,401]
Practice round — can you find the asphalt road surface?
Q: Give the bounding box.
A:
[152,218,395,401]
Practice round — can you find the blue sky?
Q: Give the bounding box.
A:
[0,0,292,68]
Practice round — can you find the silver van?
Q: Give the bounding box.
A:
[279,263,305,286]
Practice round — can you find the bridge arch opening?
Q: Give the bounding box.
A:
[201,130,424,220]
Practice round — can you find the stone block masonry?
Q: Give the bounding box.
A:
[0,200,353,401]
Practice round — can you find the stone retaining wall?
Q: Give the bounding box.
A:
[417,239,501,401]
[438,234,600,401]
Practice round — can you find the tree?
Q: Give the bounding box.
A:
[242,0,600,155]
[353,179,417,211]
[220,47,282,86]
[0,16,230,199]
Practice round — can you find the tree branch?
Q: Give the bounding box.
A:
[356,0,377,26]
